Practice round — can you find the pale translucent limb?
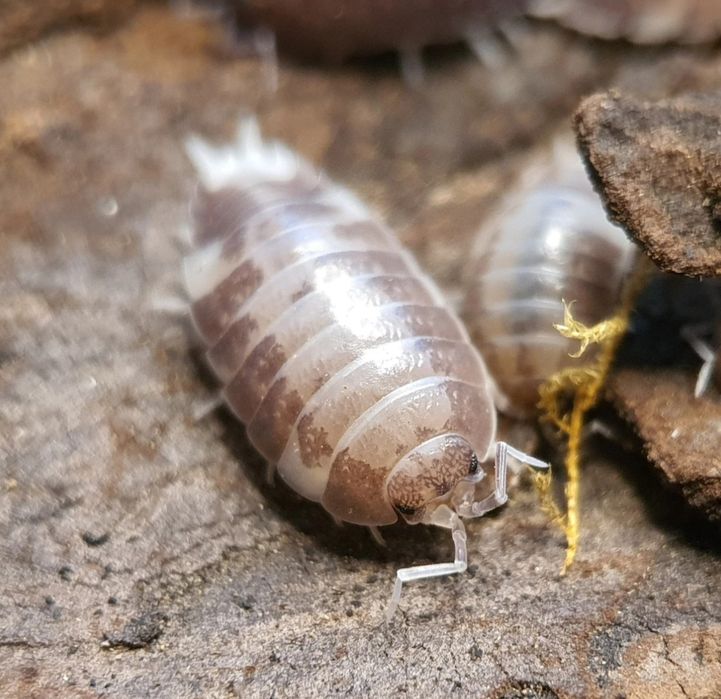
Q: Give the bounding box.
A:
[456,442,549,519]
[465,28,507,69]
[398,48,425,89]
[386,505,466,621]
[146,294,189,315]
[191,394,224,422]
[368,526,386,547]
[385,444,548,620]
[681,323,717,398]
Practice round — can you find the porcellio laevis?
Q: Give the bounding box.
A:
[183,121,549,616]
[462,139,636,417]
[236,0,528,62]
[237,0,721,67]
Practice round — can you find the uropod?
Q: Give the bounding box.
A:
[183,120,549,617]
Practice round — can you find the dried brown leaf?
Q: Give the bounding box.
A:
[575,91,721,277]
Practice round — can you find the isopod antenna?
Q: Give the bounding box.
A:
[385,442,549,620]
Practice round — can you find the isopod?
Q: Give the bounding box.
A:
[183,120,549,616]
[235,0,528,62]
[462,138,637,417]
[530,0,721,45]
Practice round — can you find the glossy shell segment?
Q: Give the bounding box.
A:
[462,139,636,416]
[184,123,496,526]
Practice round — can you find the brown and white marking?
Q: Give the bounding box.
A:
[183,120,548,618]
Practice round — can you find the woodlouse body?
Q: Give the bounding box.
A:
[462,140,636,416]
[184,122,549,614]
[184,122,507,528]
[237,0,721,64]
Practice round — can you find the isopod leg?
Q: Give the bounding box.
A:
[681,324,716,398]
[460,442,549,519]
[368,526,386,547]
[386,511,467,621]
[191,393,224,422]
[265,460,276,485]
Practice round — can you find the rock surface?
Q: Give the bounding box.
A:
[2,6,721,698]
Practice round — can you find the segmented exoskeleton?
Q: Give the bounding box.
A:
[183,121,548,616]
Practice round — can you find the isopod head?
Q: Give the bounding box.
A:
[386,434,485,524]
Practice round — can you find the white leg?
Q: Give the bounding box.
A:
[191,394,224,422]
[265,460,276,485]
[368,526,386,547]
[457,442,549,519]
[681,324,717,398]
[386,508,466,621]
[465,28,507,69]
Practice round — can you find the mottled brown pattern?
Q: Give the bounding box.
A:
[387,436,474,514]
[208,251,413,380]
[191,258,263,343]
[297,412,333,467]
[385,471,426,513]
[427,340,466,377]
[247,380,306,462]
[290,279,315,303]
[225,335,287,420]
[206,312,258,379]
[414,425,437,442]
[321,449,397,525]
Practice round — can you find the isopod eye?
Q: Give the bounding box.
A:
[468,454,480,475]
[396,504,417,516]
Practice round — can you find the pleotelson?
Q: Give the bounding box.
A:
[184,125,496,527]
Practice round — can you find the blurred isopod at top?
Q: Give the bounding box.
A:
[461,137,637,418]
[530,0,721,45]
[234,0,721,66]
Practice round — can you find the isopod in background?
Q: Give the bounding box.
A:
[236,0,721,65]
[183,120,549,617]
[462,137,637,417]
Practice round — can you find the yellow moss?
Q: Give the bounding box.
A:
[536,257,652,574]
